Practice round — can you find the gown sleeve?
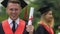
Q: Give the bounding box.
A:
[0,23,5,34]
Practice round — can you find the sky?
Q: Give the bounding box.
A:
[0,0,3,6]
[0,0,3,2]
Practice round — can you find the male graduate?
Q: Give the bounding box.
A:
[0,0,34,34]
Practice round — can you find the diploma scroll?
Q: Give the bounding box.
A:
[28,7,34,25]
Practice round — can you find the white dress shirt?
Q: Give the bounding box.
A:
[8,17,20,29]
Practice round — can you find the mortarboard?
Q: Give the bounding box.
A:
[1,0,27,9]
[38,5,51,15]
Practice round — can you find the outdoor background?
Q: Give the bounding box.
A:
[0,0,60,34]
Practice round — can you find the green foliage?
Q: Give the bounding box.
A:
[0,0,60,33]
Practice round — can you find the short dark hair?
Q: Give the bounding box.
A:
[8,0,20,4]
[7,0,21,7]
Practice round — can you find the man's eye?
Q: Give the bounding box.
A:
[15,9,18,11]
[10,9,13,11]
[10,8,18,11]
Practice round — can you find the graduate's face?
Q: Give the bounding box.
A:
[6,3,21,20]
[44,11,53,22]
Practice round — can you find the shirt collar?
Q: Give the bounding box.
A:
[8,17,20,25]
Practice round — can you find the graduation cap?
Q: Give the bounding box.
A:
[1,0,27,9]
[38,5,51,15]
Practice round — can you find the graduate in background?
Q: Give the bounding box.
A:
[0,0,34,34]
[35,5,54,34]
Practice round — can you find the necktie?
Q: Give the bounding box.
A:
[12,21,15,32]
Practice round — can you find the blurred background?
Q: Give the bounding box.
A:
[0,0,60,34]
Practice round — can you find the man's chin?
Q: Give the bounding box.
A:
[11,17,17,20]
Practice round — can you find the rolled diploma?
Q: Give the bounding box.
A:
[28,7,34,25]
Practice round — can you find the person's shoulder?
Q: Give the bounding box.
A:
[20,19,26,23]
[36,24,47,31]
[2,19,8,22]
[35,24,45,34]
[37,24,44,29]
[19,19,27,25]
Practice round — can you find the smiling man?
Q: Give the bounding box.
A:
[0,0,29,34]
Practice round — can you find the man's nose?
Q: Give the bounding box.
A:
[12,9,16,13]
[12,10,16,13]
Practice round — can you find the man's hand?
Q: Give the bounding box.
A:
[26,25,34,34]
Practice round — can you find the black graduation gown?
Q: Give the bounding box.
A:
[0,23,28,34]
[35,24,49,34]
